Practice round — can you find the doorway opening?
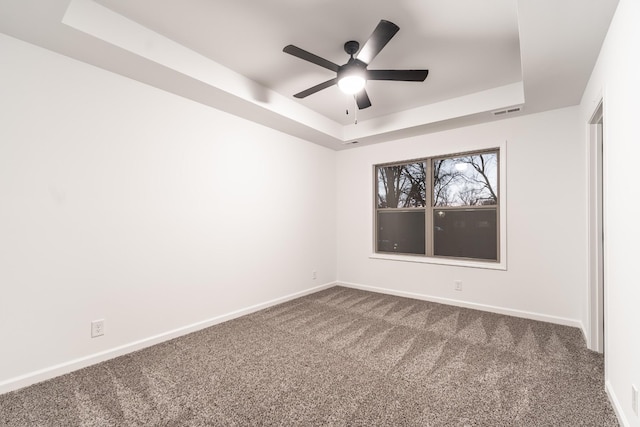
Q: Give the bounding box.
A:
[588,100,604,353]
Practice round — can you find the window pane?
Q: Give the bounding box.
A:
[433,153,498,207]
[377,210,425,255]
[377,162,427,208]
[433,208,497,260]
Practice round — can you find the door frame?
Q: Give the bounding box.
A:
[588,99,605,353]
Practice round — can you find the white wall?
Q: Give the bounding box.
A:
[336,106,587,327]
[0,34,336,392]
[580,0,640,425]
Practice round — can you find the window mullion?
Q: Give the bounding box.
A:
[426,159,433,256]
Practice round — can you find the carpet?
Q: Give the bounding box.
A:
[0,286,619,426]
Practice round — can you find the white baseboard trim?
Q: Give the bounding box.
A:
[0,281,336,395]
[606,380,630,427]
[337,281,584,329]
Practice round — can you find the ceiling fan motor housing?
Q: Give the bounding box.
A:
[337,58,367,81]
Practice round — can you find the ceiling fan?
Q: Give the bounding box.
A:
[283,20,429,110]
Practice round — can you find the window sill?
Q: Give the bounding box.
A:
[369,253,507,270]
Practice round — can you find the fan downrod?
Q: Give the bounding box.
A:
[344,40,360,57]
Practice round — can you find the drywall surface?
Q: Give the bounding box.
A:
[0,34,336,391]
[580,0,640,424]
[336,106,587,327]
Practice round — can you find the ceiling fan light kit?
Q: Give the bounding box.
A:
[283,20,428,110]
[337,40,366,94]
[337,66,366,94]
[338,74,365,94]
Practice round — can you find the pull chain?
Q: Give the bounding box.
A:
[345,95,358,125]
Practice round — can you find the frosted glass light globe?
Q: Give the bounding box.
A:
[338,75,365,94]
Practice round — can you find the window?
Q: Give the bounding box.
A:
[375,149,500,262]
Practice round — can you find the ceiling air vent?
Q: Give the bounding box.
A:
[493,106,522,116]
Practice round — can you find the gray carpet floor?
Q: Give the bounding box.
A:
[0,286,619,426]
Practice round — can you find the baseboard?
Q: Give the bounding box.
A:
[606,380,630,427]
[338,281,583,329]
[0,281,336,395]
[581,324,593,351]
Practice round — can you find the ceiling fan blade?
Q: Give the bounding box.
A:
[293,78,338,98]
[283,45,340,72]
[367,69,429,81]
[355,89,372,109]
[356,20,400,65]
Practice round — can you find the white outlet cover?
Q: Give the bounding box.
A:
[91,319,105,338]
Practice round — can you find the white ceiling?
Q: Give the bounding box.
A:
[95,0,523,124]
[0,0,619,149]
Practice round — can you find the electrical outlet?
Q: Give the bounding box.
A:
[454,280,463,291]
[632,384,639,416]
[91,319,105,338]
[312,270,317,280]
